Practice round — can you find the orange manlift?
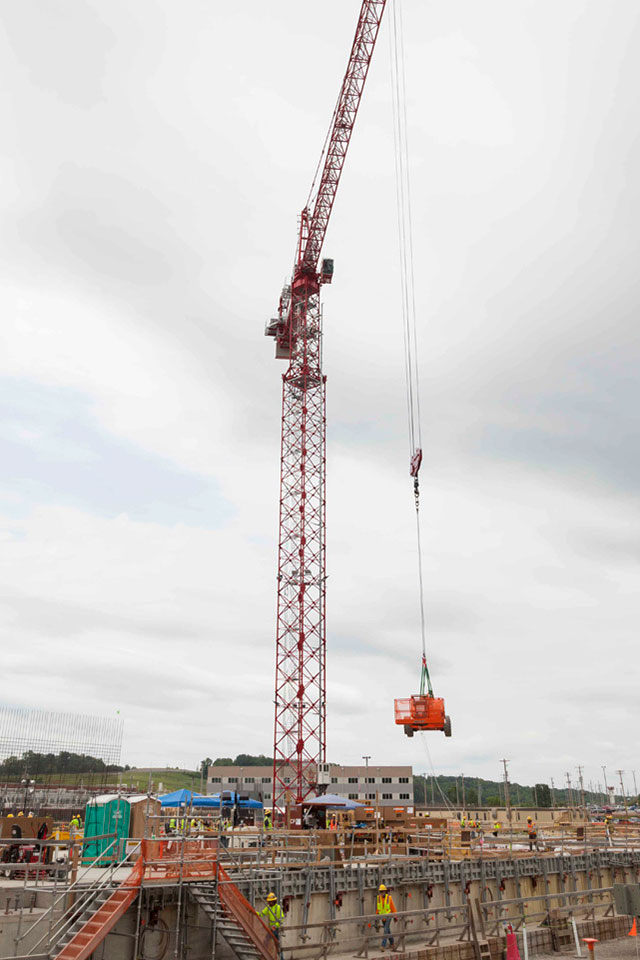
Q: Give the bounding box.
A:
[395,656,451,738]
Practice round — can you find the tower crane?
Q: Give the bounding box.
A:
[265,0,387,809]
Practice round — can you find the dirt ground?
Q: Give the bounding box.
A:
[534,935,640,959]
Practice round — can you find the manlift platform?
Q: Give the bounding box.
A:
[394,695,452,738]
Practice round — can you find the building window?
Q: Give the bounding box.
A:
[348,777,358,784]
[210,777,221,783]
[227,778,237,784]
[245,777,255,784]
[382,793,392,800]
[264,794,271,800]
[331,778,338,783]
[349,794,358,800]
[284,777,290,784]
[367,793,376,800]
[382,777,392,784]
[262,778,271,784]
[366,777,375,783]
[399,793,410,800]
[399,777,409,784]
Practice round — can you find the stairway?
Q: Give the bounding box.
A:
[52,864,143,960]
[191,885,264,960]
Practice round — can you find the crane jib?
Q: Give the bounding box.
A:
[301,0,387,273]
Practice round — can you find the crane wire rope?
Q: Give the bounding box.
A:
[420,734,456,812]
[389,0,433,697]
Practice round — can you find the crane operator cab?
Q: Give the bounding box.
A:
[394,695,452,738]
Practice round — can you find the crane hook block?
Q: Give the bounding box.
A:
[394,695,452,738]
[410,448,423,478]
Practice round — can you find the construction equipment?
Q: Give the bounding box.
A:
[265,1,387,809]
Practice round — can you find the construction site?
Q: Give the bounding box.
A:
[2,799,640,960]
[1,0,637,959]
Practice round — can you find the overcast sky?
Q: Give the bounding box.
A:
[1,0,638,794]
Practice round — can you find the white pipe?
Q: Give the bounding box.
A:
[571,917,583,957]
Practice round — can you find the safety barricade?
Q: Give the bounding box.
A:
[141,837,219,882]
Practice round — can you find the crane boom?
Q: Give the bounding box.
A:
[266,0,387,810]
[301,0,387,274]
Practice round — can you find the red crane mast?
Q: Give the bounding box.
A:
[266,0,387,809]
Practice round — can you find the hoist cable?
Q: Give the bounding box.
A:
[420,735,455,811]
[390,0,431,693]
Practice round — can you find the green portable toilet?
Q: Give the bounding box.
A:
[83,794,131,866]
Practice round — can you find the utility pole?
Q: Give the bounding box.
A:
[431,775,435,807]
[477,777,482,808]
[500,760,512,830]
[602,765,609,802]
[565,772,573,810]
[633,770,638,806]
[617,770,629,815]
[461,773,466,812]
[577,765,586,815]
[550,777,556,808]
[455,779,460,807]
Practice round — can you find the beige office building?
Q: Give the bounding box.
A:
[208,762,414,806]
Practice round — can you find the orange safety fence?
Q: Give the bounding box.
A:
[141,838,219,882]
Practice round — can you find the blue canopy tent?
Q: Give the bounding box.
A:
[159,789,220,808]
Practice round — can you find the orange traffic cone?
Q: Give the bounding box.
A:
[629,918,637,937]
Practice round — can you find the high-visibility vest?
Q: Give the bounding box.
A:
[527,823,536,835]
[261,903,283,929]
[377,895,394,915]
[170,819,176,829]
[494,822,501,830]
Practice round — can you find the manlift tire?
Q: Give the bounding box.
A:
[444,715,452,738]
[404,724,414,738]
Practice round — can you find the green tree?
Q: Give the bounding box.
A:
[534,783,552,808]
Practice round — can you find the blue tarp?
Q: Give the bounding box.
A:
[208,792,263,809]
[159,789,220,808]
[159,789,263,809]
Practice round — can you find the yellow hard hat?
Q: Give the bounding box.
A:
[7,813,13,818]
[266,893,277,902]
[527,816,533,821]
[17,812,24,817]
[379,884,387,892]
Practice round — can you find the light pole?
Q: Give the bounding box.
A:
[633,770,638,806]
[362,756,371,804]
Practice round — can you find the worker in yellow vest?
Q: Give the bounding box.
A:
[69,814,81,844]
[492,820,501,837]
[259,892,284,948]
[376,884,397,950]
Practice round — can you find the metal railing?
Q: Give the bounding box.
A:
[16,839,140,958]
[277,885,621,959]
